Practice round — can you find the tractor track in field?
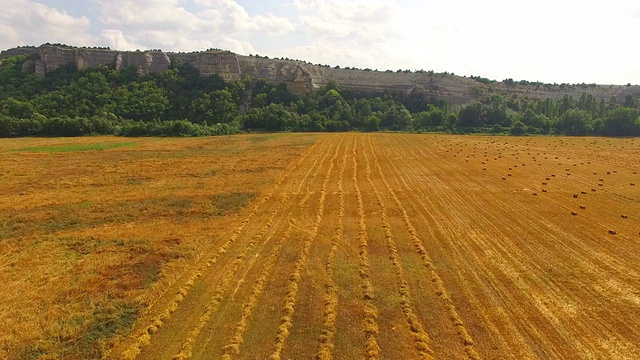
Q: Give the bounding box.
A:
[115,137,335,360]
[351,137,382,359]
[366,135,481,360]
[188,138,339,360]
[361,136,435,359]
[315,137,350,359]
[267,138,341,360]
[219,221,295,359]
[111,140,323,360]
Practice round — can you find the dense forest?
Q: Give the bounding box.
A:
[1,54,639,137]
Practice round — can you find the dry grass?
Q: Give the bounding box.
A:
[0,134,317,359]
[4,133,640,360]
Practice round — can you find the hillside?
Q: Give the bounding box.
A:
[2,44,639,106]
[1,44,639,137]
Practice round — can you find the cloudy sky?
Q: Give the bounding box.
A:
[2,0,639,85]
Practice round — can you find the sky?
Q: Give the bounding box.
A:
[1,0,639,85]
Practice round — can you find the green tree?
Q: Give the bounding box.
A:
[242,103,297,131]
[0,114,43,137]
[555,109,592,135]
[457,101,484,128]
[363,114,381,132]
[189,89,237,124]
[112,81,169,121]
[557,95,573,116]
[510,120,527,135]
[0,97,34,118]
[599,107,639,136]
[520,108,550,133]
[485,107,510,127]
[415,105,446,128]
[623,94,639,108]
[381,103,412,130]
[352,99,373,128]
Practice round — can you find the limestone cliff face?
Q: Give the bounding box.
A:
[173,52,241,80]
[117,51,171,73]
[2,45,171,76]
[0,47,39,58]
[1,45,638,105]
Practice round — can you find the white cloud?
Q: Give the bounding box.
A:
[292,0,400,41]
[384,0,640,84]
[89,0,291,53]
[216,36,257,54]
[254,13,295,35]
[285,41,367,67]
[273,0,404,69]
[101,29,141,51]
[0,0,95,50]
[2,0,639,84]
[292,0,397,22]
[94,0,205,31]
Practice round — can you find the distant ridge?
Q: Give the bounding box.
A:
[2,44,639,105]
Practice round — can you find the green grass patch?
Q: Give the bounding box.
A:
[1,192,259,239]
[14,142,137,153]
[125,178,150,186]
[67,302,139,359]
[14,344,46,360]
[61,237,127,256]
[205,167,221,177]
[0,221,12,239]
[209,192,257,216]
[248,135,275,142]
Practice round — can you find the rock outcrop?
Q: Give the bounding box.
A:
[2,45,171,76]
[1,44,639,105]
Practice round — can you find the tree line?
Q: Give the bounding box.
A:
[0,54,639,137]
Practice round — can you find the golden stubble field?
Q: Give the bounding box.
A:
[1,133,639,359]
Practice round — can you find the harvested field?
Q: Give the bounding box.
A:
[2,133,640,359]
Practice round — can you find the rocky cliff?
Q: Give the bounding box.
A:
[2,45,639,105]
[4,45,171,76]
